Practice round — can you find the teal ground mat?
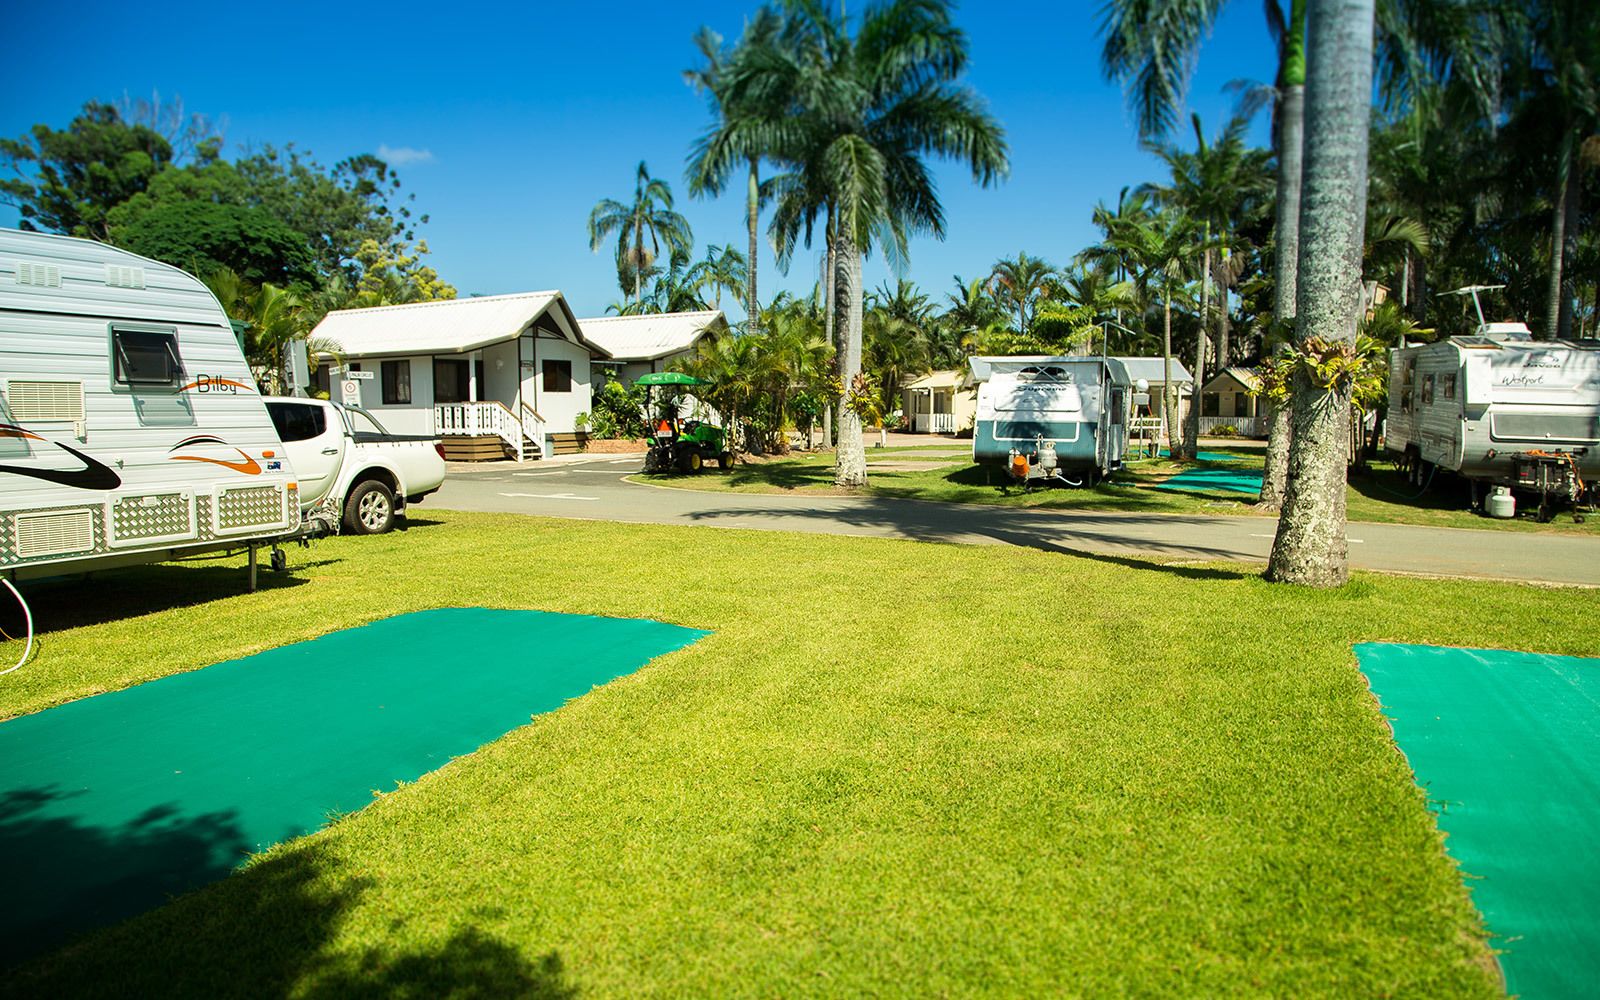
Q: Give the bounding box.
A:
[0,608,707,966]
[1157,449,1245,463]
[1356,643,1600,999]
[1152,468,1264,494]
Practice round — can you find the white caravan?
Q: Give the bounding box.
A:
[1,229,304,584]
[1385,288,1599,518]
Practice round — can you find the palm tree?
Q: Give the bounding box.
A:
[1265,0,1377,588]
[685,244,750,312]
[719,0,1008,487]
[1108,210,1199,457]
[588,162,694,304]
[1499,0,1598,340]
[686,11,784,332]
[1059,260,1137,351]
[987,253,1057,336]
[1142,112,1272,454]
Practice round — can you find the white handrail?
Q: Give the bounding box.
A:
[434,401,528,460]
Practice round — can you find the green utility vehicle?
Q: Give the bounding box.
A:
[636,372,732,474]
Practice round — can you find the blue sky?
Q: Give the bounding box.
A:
[1,0,1278,320]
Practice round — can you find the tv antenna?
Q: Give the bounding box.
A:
[1440,285,1505,329]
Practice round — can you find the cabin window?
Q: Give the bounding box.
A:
[1202,392,1220,416]
[1441,373,1457,400]
[111,328,183,387]
[381,360,412,405]
[1421,374,1435,405]
[432,358,487,403]
[543,359,573,393]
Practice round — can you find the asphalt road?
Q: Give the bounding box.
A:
[426,457,1600,587]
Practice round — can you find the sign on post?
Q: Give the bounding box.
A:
[341,380,362,407]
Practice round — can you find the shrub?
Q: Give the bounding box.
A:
[1210,424,1238,438]
[590,381,648,439]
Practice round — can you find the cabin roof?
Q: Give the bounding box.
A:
[579,310,724,362]
[311,290,603,358]
[1203,367,1262,392]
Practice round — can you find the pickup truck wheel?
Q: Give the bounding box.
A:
[344,480,395,534]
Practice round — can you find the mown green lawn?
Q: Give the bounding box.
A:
[639,444,1599,534]
[3,511,1592,997]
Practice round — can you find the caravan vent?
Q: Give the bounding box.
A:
[105,264,146,289]
[14,261,62,288]
[14,509,95,558]
[6,381,85,422]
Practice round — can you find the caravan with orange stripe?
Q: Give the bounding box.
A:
[1,229,306,584]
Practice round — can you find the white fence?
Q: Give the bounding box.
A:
[1198,415,1268,438]
[912,412,956,434]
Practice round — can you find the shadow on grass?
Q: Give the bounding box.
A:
[686,496,1260,579]
[0,564,318,636]
[0,787,252,969]
[2,789,573,998]
[1347,462,1474,513]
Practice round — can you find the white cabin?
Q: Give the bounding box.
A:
[311,296,724,460]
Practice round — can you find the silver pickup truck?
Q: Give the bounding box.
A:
[265,399,446,534]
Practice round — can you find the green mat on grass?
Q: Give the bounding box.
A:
[1151,467,1264,495]
[0,608,707,965]
[1356,643,1600,999]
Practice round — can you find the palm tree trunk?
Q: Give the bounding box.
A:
[1186,242,1211,457]
[747,158,760,334]
[1544,126,1575,340]
[834,232,868,487]
[633,219,643,304]
[1162,289,1181,456]
[1218,271,1232,371]
[1259,73,1306,510]
[823,211,837,447]
[1266,0,1374,588]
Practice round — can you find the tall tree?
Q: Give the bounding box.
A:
[686,11,785,332]
[588,162,694,303]
[0,101,173,238]
[1266,0,1376,587]
[725,0,1008,487]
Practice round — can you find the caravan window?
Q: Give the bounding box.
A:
[1421,374,1435,405]
[1442,373,1457,400]
[112,328,182,387]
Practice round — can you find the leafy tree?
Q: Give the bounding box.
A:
[116,199,318,287]
[589,161,694,303]
[0,101,173,238]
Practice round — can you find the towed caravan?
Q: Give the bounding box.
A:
[1385,286,1599,520]
[1,229,306,586]
[969,355,1137,486]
